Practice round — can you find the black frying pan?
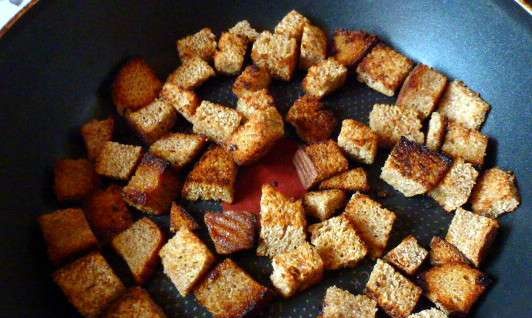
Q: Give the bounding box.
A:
[0,1,531,317]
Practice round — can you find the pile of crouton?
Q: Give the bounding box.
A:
[40,9,520,318]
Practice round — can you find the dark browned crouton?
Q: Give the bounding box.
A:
[170,202,199,232]
[95,142,143,180]
[441,122,488,166]
[81,117,115,161]
[166,56,215,90]
[470,167,520,218]
[126,99,177,145]
[429,236,470,266]
[384,235,428,275]
[299,24,327,69]
[176,28,217,61]
[332,30,377,66]
[319,168,369,192]
[286,95,336,144]
[54,159,97,201]
[149,133,208,170]
[103,287,166,318]
[159,82,200,122]
[251,31,298,81]
[232,65,272,98]
[204,210,258,254]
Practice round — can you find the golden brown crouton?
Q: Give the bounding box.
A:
[251,31,298,81]
[235,88,276,119]
[169,202,198,232]
[365,259,422,318]
[166,56,215,90]
[437,81,490,130]
[369,104,424,148]
[149,133,207,170]
[53,252,126,318]
[270,243,324,298]
[103,287,166,318]
[332,30,377,66]
[95,142,143,180]
[194,259,271,318]
[204,210,258,254]
[54,159,97,201]
[122,153,180,215]
[293,140,349,189]
[303,58,348,98]
[39,208,98,265]
[429,236,470,266]
[381,137,451,197]
[396,64,448,119]
[112,58,162,115]
[214,32,247,75]
[407,308,447,318]
[319,168,370,192]
[300,24,327,69]
[441,122,488,166]
[81,117,114,161]
[384,235,428,275]
[470,168,520,218]
[274,10,309,40]
[356,44,414,96]
[338,119,379,164]
[126,99,177,145]
[425,112,446,151]
[159,229,216,296]
[232,66,272,98]
[445,208,499,267]
[176,28,217,61]
[286,95,336,143]
[159,82,200,122]
[192,100,243,144]
[322,286,377,318]
[303,189,346,221]
[182,146,238,203]
[228,20,259,43]
[342,193,396,258]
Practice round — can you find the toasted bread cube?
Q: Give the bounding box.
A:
[39,208,97,265]
[369,104,424,148]
[429,159,479,212]
[343,193,396,258]
[425,112,446,151]
[122,153,180,215]
[270,243,324,298]
[446,208,499,267]
[437,81,490,130]
[365,259,422,318]
[111,218,165,285]
[205,210,258,254]
[338,119,378,164]
[384,235,428,275]
[429,236,470,266]
[396,64,448,119]
[303,189,346,221]
[441,122,488,166]
[419,263,490,315]
[159,82,200,122]
[286,95,336,143]
[214,32,247,75]
[103,287,166,318]
[470,168,520,218]
[96,142,143,180]
[319,168,370,192]
[407,308,448,318]
[126,99,177,145]
[322,286,378,318]
[235,88,276,119]
[182,146,238,203]
[149,133,207,170]
[195,259,270,318]
[303,58,348,98]
[81,117,115,161]
[232,66,272,98]
[274,10,309,39]
[192,101,243,144]
[159,229,215,296]
[176,28,217,61]
[54,159,97,201]
[112,58,162,115]
[229,20,259,43]
[381,137,451,197]
[170,202,199,232]
[299,24,327,69]
[53,252,125,318]
[166,56,215,90]
[332,30,377,66]
[251,31,298,81]
[293,140,349,189]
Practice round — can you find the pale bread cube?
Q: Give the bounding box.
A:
[299,24,327,69]
[192,101,243,144]
[407,308,448,318]
[228,20,259,43]
[96,142,142,180]
[274,10,309,39]
[166,56,215,90]
[319,168,369,192]
[159,82,200,122]
[470,167,520,218]
[303,189,346,221]
[149,133,207,170]
[369,104,424,148]
[384,235,428,275]
[214,32,247,75]
[425,112,446,151]
[176,28,217,61]
[441,122,488,166]
[251,31,297,81]
[337,119,378,164]
[322,286,377,318]
[438,80,490,130]
[235,89,275,119]
[303,58,348,98]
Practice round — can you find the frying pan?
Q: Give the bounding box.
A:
[0,1,530,317]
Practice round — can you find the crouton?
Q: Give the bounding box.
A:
[149,133,207,170]
[85,185,133,242]
[274,10,309,40]
[286,95,336,143]
[170,202,199,232]
[159,82,200,122]
[39,208,98,265]
[470,168,520,218]
[195,259,271,318]
[368,104,424,148]
[232,65,272,98]
[126,99,177,145]
[342,193,396,258]
[396,64,448,119]
[111,218,165,285]
[384,235,428,275]
[53,252,125,318]
[270,243,324,298]
[425,112,446,151]
[54,159,97,201]
[303,189,346,221]
[192,100,243,144]
[122,153,180,215]
[95,142,143,180]
[228,20,259,43]
[381,137,451,197]
[332,30,377,66]
[407,308,448,318]
[445,208,499,267]
[322,286,378,318]
[293,140,349,189]
[429,236,470,266]
[81,117,115,161]
[103,287,166,318]
[419,263,490,315]
[429,159,479,212]
[319,168,370,192]
[176,27,217,61]
[441,122,488,166]
[303,58,348,98]
[166,56,215,90]
[251,31,298,81]
[299,24,327,69]
[235,88,276,119]
[338,119,378,164]
[204,210,258,254]
[309,215,367,269]
[437,81,490,130]
[182,146,238,203]
[159,229,215,296]
[214,32,247,75]
[112,58,162,115]
[365,259,422,318]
